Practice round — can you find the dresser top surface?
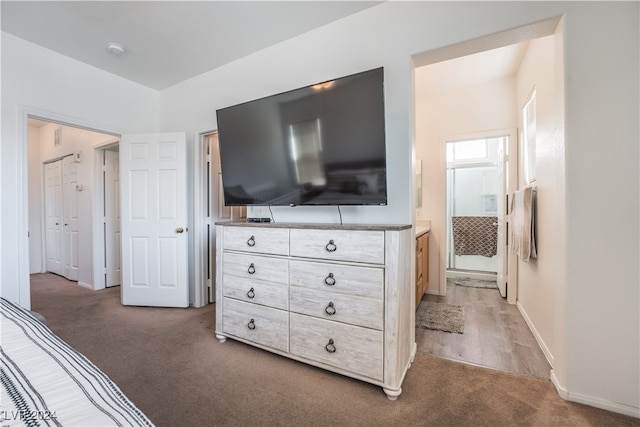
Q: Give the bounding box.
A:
[216,221,412,232]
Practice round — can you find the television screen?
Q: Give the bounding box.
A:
[216,67,387,206]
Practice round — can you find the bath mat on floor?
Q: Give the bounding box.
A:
[416,301,464,334]
[454,277,498,289]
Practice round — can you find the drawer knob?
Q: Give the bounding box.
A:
[247,235,256,247]
[325,339,336,353]
[247,263,256,274]
[325,302,336,316]
[325,239,337,252]
[247,287,255,299]
[247,319,256,330]
[324,273,336,286]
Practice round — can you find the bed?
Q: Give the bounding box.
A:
[1,297,154,426]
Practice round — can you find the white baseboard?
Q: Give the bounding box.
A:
[516,301,554,367]
[551,370,640,418]
[550,370,568,398]
[77,281,93,290]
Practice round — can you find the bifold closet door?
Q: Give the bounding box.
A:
[62,156,80,281]
[45,160,64,276]
[44,156,79,281]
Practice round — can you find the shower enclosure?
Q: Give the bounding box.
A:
[446,137,506,285]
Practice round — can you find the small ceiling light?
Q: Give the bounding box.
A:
[106,42,126,56]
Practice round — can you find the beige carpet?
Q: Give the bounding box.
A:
[29,273,640,427]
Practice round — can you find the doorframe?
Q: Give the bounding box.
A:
[193,128,216,308]
[193,128,246,308]
[92,139,121,291]
[16,105,123,308]
[438,128,518,302]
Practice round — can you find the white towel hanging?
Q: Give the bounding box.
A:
[510,187,537,261]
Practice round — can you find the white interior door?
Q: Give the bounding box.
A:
[496,137,507,297]
[44,160,63,276]
[120,132,188,307]
[62,156,79,281]
[105,149,121,287]
[506,131,519,305]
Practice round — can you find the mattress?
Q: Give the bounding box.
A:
[1,297,154,426]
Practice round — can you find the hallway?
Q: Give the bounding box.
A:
[416,279,551,380]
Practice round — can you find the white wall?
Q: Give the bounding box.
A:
[561,5,638,414]
[515,35,564,372]
[1,33,160,307]
[1,1,638,418]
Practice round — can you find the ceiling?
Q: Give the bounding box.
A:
[4,1,529,97]
[27,118,50,128]
[415,42,529,96]
[1,1,380,90]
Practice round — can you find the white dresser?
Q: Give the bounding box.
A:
[215,222,415,400]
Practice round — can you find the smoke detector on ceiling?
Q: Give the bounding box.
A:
[106,42,126,56]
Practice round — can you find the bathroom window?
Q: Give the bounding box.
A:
[522,89,537,184]
[446,139,488,162]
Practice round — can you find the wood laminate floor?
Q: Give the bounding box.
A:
[415,279,552,380]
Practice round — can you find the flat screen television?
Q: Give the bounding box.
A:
[216,67,387,206]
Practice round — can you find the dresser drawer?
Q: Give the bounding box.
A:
[289,260,383,299]
[290,286,383,330]
[223,226,289,255]
[223,275,288,310]
[222,298,288,352]
[290,229,384,264]
[290,313,383,380]
[223,252,289,285]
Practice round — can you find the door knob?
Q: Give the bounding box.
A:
[175,227,185,233]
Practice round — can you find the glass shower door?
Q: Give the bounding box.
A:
[446,139,500,274]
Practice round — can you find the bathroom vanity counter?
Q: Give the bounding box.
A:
[415,220,431,238]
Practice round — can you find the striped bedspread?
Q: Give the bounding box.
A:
[1,298,154,427]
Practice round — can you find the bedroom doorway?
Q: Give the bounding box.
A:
[193,131,246,307]
[411,21,558,379]
[23,110,198,309]
[28,118,118,289]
